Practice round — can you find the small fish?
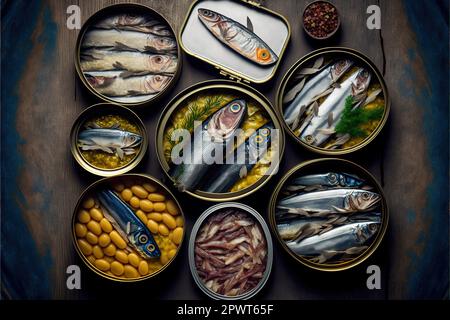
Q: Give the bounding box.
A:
[98,189,160,258]
[300,68,372,146]
[284,60,354,126]
[277,189,381,214]
[85,73,172,97]
[82,29,177,53]
[78,126,142,160]
[286,221,379,256]
[201,123,274,193]
[81,49,178,74]
[95,14,172,36]
[291,172,365,188]
[170,99,247,191]
[198,8,278,66]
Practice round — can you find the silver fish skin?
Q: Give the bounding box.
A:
[286,221,379,256]
[277,189,380,213]
[292,172,365,188]
[78,127,142,159]
[284,60,354,126]
[98,190,160,258]
[95,14,172,36]
[170,99,247,191]
[198,8,278,66]
[202,123,273,193]
[300,68,372,146]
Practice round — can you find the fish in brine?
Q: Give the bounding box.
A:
[95,14,172,36]
[284,60,354,126]
[85,73,172,97]
[291,172,365,188]
[82,29,177,52]
[80,49,178,74]
[198,8,278,66]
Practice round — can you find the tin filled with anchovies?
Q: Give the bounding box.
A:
[269,158,388,271]
[156,79,285,202]
[72,174,185,282]
[277,47,390,154]
[189,202,273,299]
[75,3,181,107]
[70,103,148,176]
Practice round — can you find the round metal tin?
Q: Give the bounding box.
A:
[268,158,388,271]
[74,3,181,108]
[188,202,273,299]
[156,79,285,202]
[276,47,390,155]
[70,103,148,176]
[71,173,185,282]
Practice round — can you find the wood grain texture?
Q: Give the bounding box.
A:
[1,0,448,299]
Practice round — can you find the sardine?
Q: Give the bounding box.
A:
[284,60,354,126]
[286,221,379,256]
[300,68,372,146]
[198,8,278,66]
[201,123,273,193]
[95,14,172,36]
[81,49,177,74]
[82,29,177,53]
[170,99,247,191]
[98,189,160,258]
[277,189,381,214]
[291,172,365,188]
[85,73,172,97]
[78,127,142,160]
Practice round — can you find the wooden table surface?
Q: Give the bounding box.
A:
[1,0,448,299]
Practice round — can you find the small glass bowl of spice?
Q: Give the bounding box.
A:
[303,1,340,40]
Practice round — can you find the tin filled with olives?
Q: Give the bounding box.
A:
[72,174,185,281]
[70,103,148,176]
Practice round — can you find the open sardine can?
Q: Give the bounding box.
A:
[70,103,148,176]
[268,158,388,271]
[188,202,273,299]
[179,0,290,84]
[155,79,285,202]
[72,174,185,282]
[74,3,182,108]
[276,47,390,155]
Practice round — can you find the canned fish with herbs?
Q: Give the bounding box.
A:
[72,174,185,281]
[268,158,388,271]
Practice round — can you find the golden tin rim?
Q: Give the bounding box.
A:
[276,47,390,155]
[74,3,182,108]
[155,79,285,202]
[178,0,291,84]
[71,173,186,282]
[70,103,148,177]
[268,158,389,272]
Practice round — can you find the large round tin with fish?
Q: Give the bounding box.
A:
[156,79,285,201]
[188,202,273,300]
[70,103,148,176]
[268,158,388,271]
[72,174,185,282]
[74,3,181,107]
[276,47,390,154]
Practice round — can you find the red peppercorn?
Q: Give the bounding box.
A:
[303,1,340,39]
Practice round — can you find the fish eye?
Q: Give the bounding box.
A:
[362,192,370,200]
[230,103,241,113]
[257,48,271,61]
[328,173,337,183]
[154,56,163,63]
[260,128,270,137]
[254,135,264,144]
[147,244,156,252]
[305,135,314,144]
[138,234,148,244]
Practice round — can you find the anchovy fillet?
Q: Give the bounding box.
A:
[291,172,365,188]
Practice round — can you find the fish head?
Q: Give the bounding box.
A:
[352,69,372,96]
[207,99,247,141]
[255,46,278,65]
[154,36,177,51]
[330,59,353,81]
[123,132,142,148]
[149,54,176,72]
[198,8,221,24]
[118,14,142,26]
[340,173,365,187]
[86,74,115,88]
[348,190,381,211]
[145,75,172,92]
[356,222,380,243]
[130,229,161,258]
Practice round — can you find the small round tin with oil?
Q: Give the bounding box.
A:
[277,47,390,155]
[72,174,185,282]
[188,202,273,299]
[70,103,148,176]
[156,79,285,202]
[268,158,388,271]
[74,3,181,108]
